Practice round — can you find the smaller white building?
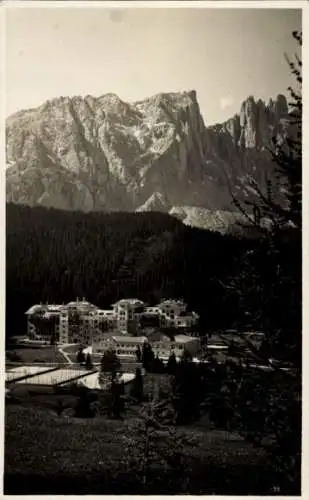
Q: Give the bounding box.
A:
[92,335,147,357]
[91,330,201,360]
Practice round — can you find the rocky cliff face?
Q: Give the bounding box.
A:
[6,90,289,217]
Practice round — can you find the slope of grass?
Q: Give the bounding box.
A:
[5,398,272,495]
[6,346,67,364]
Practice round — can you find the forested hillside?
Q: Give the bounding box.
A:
[6,202,253,338]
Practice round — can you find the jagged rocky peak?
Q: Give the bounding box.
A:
[98,92,123,102]
[6,89,289,222]
[97,93,131,113]
[239,95,288,148]
[6,89,209,212]
[268,93,289,116]
[134,89,199,116]
[212,94,289,150]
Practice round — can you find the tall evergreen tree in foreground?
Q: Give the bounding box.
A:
[130,367,144,403]
[85,353,93,369]
[230,30,302,364]
[123,378,196,493]
[221,31,302,494]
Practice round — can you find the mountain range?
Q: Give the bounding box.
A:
[6,90,290,232]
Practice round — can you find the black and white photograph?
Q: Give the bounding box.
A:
[3,1,304,495]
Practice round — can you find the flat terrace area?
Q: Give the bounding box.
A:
[6,364,136,390]
[12,367,96,386]
[6,365,60,382]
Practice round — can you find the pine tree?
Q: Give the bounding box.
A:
[217,31,302,494]
[74,386,97,418]
[130,367,144,403]
[76,347,85,364]
[123,378,196,492]
[227,31,302,364]
[101,349,121,382]
[135,345,142,362]
[166,352,177,375]
[110,376,123,419]
[85,352,93,369]
[142,342,155,372]
[152,355,165,374]
[181,348,192,364]
[172,360,201,424]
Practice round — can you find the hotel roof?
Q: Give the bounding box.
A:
[66,300,97,309]
[25,299,98,315]
[112,298,145,307]
[174,334,198,343]
[25,304,63,315]
[158,299,187,307]
[112,336,147,343]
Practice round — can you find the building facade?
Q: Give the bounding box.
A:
[25,298,117,345]
[111,299,145,334]
[146,299,199,330]
[25,297,199,346]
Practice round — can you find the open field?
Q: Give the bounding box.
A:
[5,401,271,495]
[6,347,67,364]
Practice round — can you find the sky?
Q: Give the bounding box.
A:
[5,6,302,125]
